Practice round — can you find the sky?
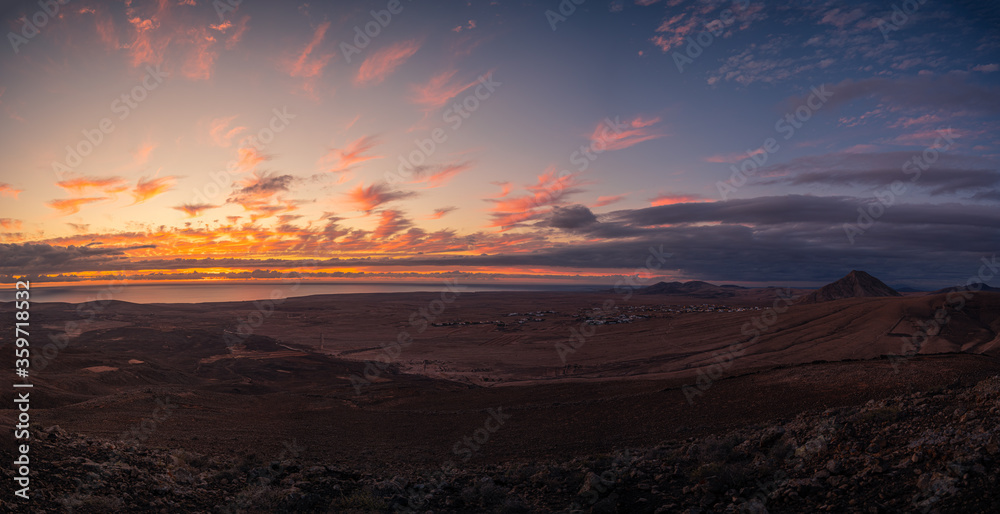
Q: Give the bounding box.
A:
[0,0,998,289]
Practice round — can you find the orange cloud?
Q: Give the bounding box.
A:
[173,203,217,217]
[593,194,627,207]
[132,176,177,204]
[47,197,108,215]
[410,69,481,111]
[284,20,333,95]
[291,21,333,78]
[224,16,250,49]
[428,207,456,219]
[591,115,665,151]
[120,1,238,80]
[56,176,130,196]
[489,181,511,199]
[0,218,22,230]
[209,115,246,147]
[346,182,417,213]
[410,161,473,188]
[180,26,219,80]
[134,142,157,165]
[236,146,270,172]
[373,210,413,239]
[318,135,381,173]
[356,40,421,86]
[0,183,23,199]
[125,3,169,68]
[487,169,586,229]
[650,192,707,206]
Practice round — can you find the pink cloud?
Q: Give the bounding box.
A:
[591,115,666,151]
[593,194,627,207]
[209,115,247,147]
[487,168,587,229]
[410,161,473,188]
[318,135,381,173]
[649,192,707,206]
[410,68,481,111]
[355,40,420,86]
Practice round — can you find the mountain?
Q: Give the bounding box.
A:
[638,280,743,298]
[799,270,901,304]
[932,284,1000,294]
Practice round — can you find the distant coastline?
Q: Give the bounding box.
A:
[23,281,610,304]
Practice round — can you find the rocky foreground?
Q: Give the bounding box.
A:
[5,375,1000,513]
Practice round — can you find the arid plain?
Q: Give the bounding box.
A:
[3,275,1000,512]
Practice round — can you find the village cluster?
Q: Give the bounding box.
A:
[428,304,762,328]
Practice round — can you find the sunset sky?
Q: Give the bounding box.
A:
[1,0,998,288]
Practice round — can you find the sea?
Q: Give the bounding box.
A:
[25,281,608,304]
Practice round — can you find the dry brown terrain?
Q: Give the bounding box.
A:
[1,290,999,512]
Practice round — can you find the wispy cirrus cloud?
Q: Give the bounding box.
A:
[235,146,271,172]
[318,135,381,173]
[428,207,457,219]
[410,68,480,111]
[56,176,130,196]
[285,20,334,94]
[591,115,665,151]
[47,197,108,215]
[119,0,242,80]
[355,39,421,86]
[593,194,627,208]
[132,176,177,204]
[209,115,246,147]
[650,192,707,206]
[408,161,473,188]
[133,141,157,165]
